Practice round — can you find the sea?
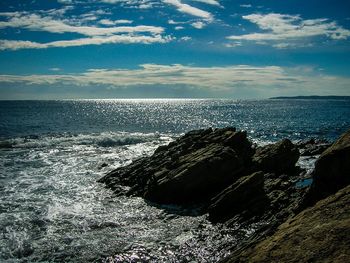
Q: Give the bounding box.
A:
[1,99,350,262]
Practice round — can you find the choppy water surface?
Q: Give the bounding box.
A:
[1,99,350,262]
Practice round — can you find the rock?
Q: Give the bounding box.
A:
[144,143,245,204]
[222,185,350,263]
[296,137,332,156]
[252,139,299,174]
[208,172,266,223]
[309,128,350,202]
[0,140,13,149]
[98,127,254,206]
[300,143,330,156]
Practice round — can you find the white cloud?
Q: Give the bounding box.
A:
[100,0,126,3]
[99,19,133,25]
[175,26,184,30]
[113,19,133,24]
[191,21,205,29]
[240,4,252,8]
[225,41,242,48]
[1,64,348,96]
[0,34,171,50]
[163,0,213,20]
[180,36,192,41]
[191,0,221,7]
[99,19,115,25]
[57,0,73,4]
[227,13,350,48]
[0,13,163,36]
[0,11,170,49]
[49,67,61,71]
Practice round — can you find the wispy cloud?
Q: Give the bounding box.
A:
[191,0,221,7]
[0,11,170,50]
[0,35,172,50]
[49,67,61,71]
[99,19,133,25]
[227,13,350,48]
[0,12,163,36]
[191,21,206,29]
[163,0,213,20]
[1,64,348,95]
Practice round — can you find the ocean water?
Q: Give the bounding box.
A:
[0,99,350,262]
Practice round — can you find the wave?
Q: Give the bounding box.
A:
[0,132,175,149]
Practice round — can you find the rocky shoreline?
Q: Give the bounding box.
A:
[98,127,350,262]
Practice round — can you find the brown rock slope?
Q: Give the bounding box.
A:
[223,184,350,263]
[310,128,350,202]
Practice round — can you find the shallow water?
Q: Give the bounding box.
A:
[1,99,349,262]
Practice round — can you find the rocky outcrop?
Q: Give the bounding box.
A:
[144,143,244,204]
[221,128,350,263]
[98,127,254,206]
[309,129,350,202]
[296,138,331,156]
[208,172,267,223]
[208,170,306,226]
[252,139,299,173]
[99,127,302,224]
[99,126,350,262]
[222,185,350,263]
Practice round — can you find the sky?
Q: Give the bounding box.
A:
[0,0,350,99]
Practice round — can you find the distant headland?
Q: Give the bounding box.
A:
[270,95,350,100]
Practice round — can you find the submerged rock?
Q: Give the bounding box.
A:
[252,139,299,174]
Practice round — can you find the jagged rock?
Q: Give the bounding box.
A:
[144,143,245,204]
[208,171,267,223]
[310,128,350,201]
[222,185,350,263]
[296,138,331,156]
[98,127,254,206]
[300,143,330,156]
[252,139,299,173]
[208,170,307,225]
[99,126,305,225]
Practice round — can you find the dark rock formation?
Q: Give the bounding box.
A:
[209,170,306,226]
[252,139,299,173]
[99,127,350,262]
[296,138,331,156]
[222,185,350,263]
[145,143,244,204]
[221,128,350,263]
[208,171,267,223]
[99,127,302,225]
[307,129,350,203]
[98,127,254,206]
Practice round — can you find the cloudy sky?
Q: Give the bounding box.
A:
[0,0,350,99]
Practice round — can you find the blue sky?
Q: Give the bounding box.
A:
[0,0,349,99]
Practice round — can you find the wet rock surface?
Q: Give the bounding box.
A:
[309,129,350,202]
[99,127,350,262]
[221,128,350,263]
[222,185,350,263]
[99,127,303,225]
[99,127,254,206]
[296,138,331,156]
[252,139,299,173]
